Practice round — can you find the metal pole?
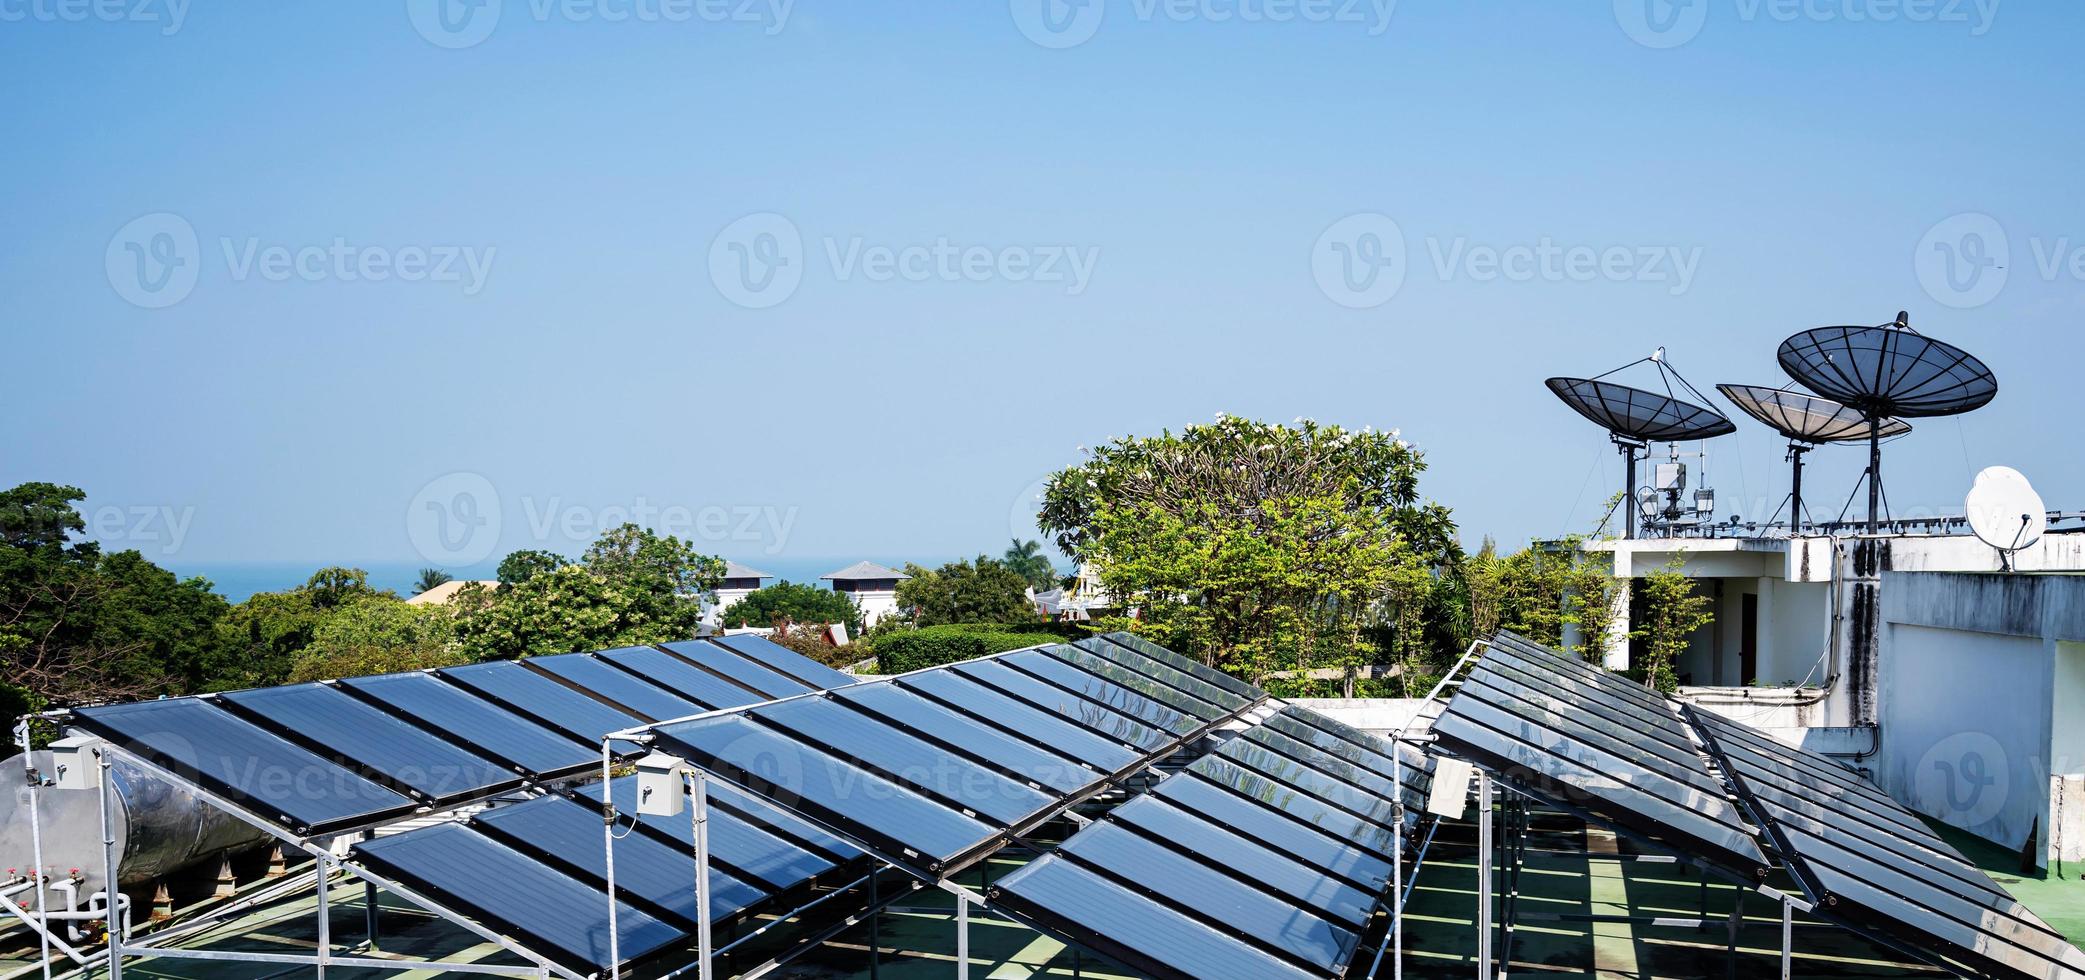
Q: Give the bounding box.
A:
[365,879,380,951]
[868,875,880,980]
[1867,417,1882,530]
[601,741,621,980]
[1391,737,1403,980]
[95,747,121,980]
[19,719,52,980]
[689,770,714,980]
[1789,444,1807,532]
[1621,444,1638,538]
[956,892,970,980]
[1476,772,1492,979]
[316,853,330,978]
[1780,899,1792,980]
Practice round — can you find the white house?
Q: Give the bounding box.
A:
[821,560,909,627]
[702,561,772,627]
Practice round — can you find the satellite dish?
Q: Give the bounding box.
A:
[1546,353,1735,537]
[1716,384,1914,532]
[1778,313,1997,530]
[1966,466,2046,566]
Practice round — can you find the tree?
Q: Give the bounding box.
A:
[414,568,455,595]
[1634,562,1714,693]
[451,525,725,660]
[719,581,863,636]
[287,597,463,682]
[893,556,1036,627]
[1461,535,1620,661]
[497,549,568,586]
[206,566,399,689]
[1002,539,1057,592]
[1039,416,1453,683]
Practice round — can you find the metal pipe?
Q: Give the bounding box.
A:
[18,717,53,980]
[96,746,121,980]
[688,769,713,980]
[1476,772,1492,979]
[957,890,970,980]
[1781,898,1793,980]
[600,740,621,980]
[317,852,331,978]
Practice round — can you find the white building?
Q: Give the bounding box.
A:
[1585,524,2085,867]
[702,561,773,627]
[821,560,910,628]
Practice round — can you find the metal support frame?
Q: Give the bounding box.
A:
[1476,771,1493,979]
[51,735,580,980]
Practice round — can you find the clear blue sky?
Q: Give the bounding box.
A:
[3,2,2079,580]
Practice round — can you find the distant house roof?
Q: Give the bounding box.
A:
[405,580,497,606]
[820,560,910,581]
[721,561,772,580]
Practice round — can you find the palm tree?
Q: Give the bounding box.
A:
[1002,539,1057,592]
[413,567,454,595]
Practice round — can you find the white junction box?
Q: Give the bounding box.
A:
[49,734,102,791]
[635,751,690,817]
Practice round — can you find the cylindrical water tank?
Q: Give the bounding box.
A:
[0,751,271,894]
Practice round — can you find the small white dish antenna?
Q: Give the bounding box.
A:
[1965,466,2046,567]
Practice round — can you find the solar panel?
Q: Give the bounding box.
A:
[1236,726,1424,813]
[648,712,997,876]
[524,653,710,721]
[949,659,1172,751]
[748,695,1057,827]
[471,794,766,929]
[439,660,645,748]
[697,634,854,692]
[1264,708,1432,800]
[338,671,597,779]
[1181,756,1401,861]
[1151,766,1393,892]
[989,855,1322,980]
[69,698,419,836]
[661,639,819,700]
[576,777,853,891]
[1107,794,1378,930]
[217,683,520,804]
[595,645,768,712]
[893,669,1146,774]
[833,683,1099,795]
[1069,636,1254,710]
[993,651,1204,736]
[1213,739,1402,834]
[1093,631,1266,700]
[1691,708,2085,980]
[1430,633,1770,879]
[1036,645,1231,724]
[351,822,684,973]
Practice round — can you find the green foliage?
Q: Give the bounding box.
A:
[414,568,454,594]
[872,625,1062,674]
[287,597,463,682]
[893,556,1036,627]
[451,524,724,660]
[1040,416,1459,685]
[1634,560,1714,693]
[497,549,568,585]
[1461,535,1620,660]
[720,580,863,635]
[762,622,858,669]
[1001,539,1058,591]
[206,567,398,690]
[1,483,230,703]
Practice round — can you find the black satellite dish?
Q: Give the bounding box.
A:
[1717,384,1912,532]
[1547,350,1736,538]
[1777,312,1998,529]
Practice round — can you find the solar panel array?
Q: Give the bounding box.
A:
[66,635,850,837]
[1691,707,2085,980]
[647,635,1268,879]
[352,775,868,973]
[1429,631,1770,880]
[1436,631,2085,980]
[990,702,1433,980]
